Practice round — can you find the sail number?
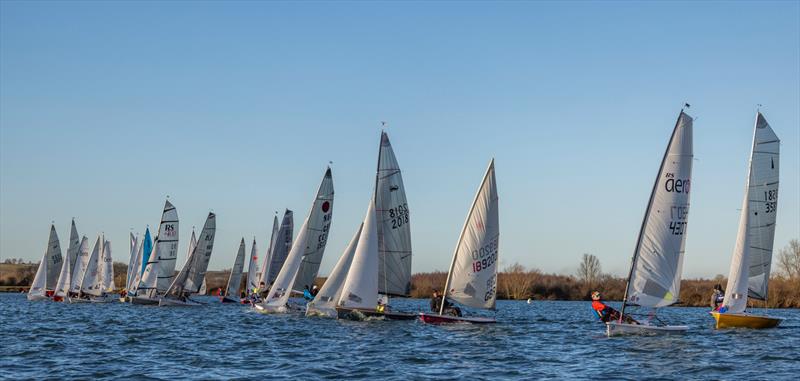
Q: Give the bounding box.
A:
[389,203,409,229]
[669,206,689,235]
[471,237,498,273]
[484,274,497,302]
[765,190,778,213]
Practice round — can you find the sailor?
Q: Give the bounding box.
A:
[311,285,319,297]
[710,284,725,311]
[376,299,386,313]
[591,291,638,324]
[430,290,442,312]
[431,290,461,317]
[303,285,314,301]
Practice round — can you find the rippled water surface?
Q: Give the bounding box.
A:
[2,294,798,380]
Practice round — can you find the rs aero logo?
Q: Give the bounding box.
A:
[664,173,690,194]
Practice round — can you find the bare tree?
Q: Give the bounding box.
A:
[577,253,602,288]
[777,239,800,280]
[499,263,537,300]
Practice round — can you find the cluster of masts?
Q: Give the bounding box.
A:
[26,110,784,333]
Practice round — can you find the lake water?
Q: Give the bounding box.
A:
[1,294,798,380]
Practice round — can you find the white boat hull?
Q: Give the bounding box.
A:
[606,321,688,336]
[27,294,49,301]
[254,303,288,314]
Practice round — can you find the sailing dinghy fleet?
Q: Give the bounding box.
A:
[24,110,788,334]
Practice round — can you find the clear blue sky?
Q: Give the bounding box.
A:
[1,1,798,279]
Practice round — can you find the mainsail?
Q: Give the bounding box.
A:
[723,112,780,313]
[246,238,259,293]
[225,239,247,298]
[441,160,499,311]
[307,223,363,317]
[375,132,412,296]
[102,238,115,292]
[338,197,379,310]
[66,220,81,271]
[81,237,105,297]
[261,168,333,311]
[266,210,293,285]
[258,216,279,288]
[165,213,217,298]
[138,200,179,297]
[54,253,72,298]
[70,237,90,293]
[293,170,334,292]
[126,233,139,291]
[623,111,693,309]
[141,227,153,275]
[127,234,143,291]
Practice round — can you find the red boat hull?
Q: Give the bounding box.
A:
[419,313,496,324]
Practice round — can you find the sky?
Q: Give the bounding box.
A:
[1,1,798,279]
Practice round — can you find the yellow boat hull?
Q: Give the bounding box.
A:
[710,311,783,329]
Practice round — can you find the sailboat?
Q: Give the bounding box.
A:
[306,223,363,317]
[420,159,499,324]
[102,238,115,293]
[53,220,81,302]
[127,227,153,301]
[245,238,259,297]
[70,236,114,303]
[711,112,782,329]
[122,232,140,301]
[133,200,179,305]
[607,109,694,336]
[264,210,294,286]
[221,238,246,303]
[28,224,62,301]
[255,167,333,314]
[160,212,216,306]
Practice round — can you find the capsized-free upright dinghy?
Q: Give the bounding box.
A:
[132,200,179,305]
[220,238,246,303]
[159,212,216,307]
[28,224,62,301]
[420,159,499,324]
[710,112,782,329]
[255,167,333,314]
[607,109,694,336]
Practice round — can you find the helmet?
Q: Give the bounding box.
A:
[591,291,601,300]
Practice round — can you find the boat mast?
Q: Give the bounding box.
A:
[375,126,387,299]
[620,110,685,320]
[439,159,494,316]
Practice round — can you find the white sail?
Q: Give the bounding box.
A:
[196,277,207,295]
[128,235,145,294]
[138,200,179,297]
[54,252,72,297]
[81,237,104,296]
[375,132,412,296]
[45,224,63,290]
[225,239,247,298]
[266,210,294,285]
[125,233,138,291]
[258,216,279,288]
[183,230,197,268]
[28,253,48,300]
[70,237,90,293]
[293,169,334,292]
[261,168,333,311]
[338,197,379,310]
[102,239,115,292]
[442,160,499,310]
[66,220,81,272]
[165,213,216,298]
[307,223,363,317]
[723,113,780,313]
[624,111,693,308]
[246,238,259,294]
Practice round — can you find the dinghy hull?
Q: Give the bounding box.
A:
[709,311,782,329]
[27,294,49,301]
[158,298,201,307]
[254,303,287,314]
[419,313,496,324]
[335,307,417,321]
[606,321,688,336]
[130,296,160,305]
[219,296,241,304]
